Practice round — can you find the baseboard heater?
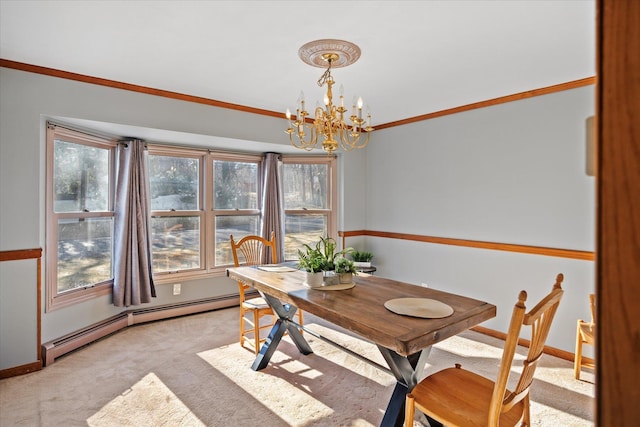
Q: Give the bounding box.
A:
[41,294,239,366]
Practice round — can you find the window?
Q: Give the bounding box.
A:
[45,124,339,308]
[148,148,204,274]
[46,124,117,311]
[211,155,262,266]
[282,156,337,260]
[147,151,263,278]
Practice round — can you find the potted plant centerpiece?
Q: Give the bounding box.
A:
[351,250,374,268]
[297,246,325,287]
[334,256,358,284]
[299,236,353,286]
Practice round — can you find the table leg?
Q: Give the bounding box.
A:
[251,293,313,371]
[377,346,432,427]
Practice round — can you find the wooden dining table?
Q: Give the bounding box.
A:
[227,266,496,427]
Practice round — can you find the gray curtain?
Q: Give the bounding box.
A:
[113,140,156,307]
[261,152,284,263]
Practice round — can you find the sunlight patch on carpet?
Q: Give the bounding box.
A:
[197,328,395,427]
[87,372,206,427]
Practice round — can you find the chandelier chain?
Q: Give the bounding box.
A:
[317,59,333,87]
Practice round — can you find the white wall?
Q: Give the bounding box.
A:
[354,86,595,355]
[339,147,367,231]
[0,258,38,368]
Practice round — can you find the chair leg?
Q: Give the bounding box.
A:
[405,393,415,427]
[253,309,260,356]
[298,310,304,335]
[574,321,583,379]
[521,393,531,426]
[239,307,246,349]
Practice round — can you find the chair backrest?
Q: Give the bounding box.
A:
[230,232,277,302]
[488,273,565,425]
[588,293,596,325]
[230,231,277,267]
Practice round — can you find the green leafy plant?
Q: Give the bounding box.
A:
[351,250,374,263]
[318,236,338,271]
[334,256,358,274]
[299,236,353,272]
[297,247,326,273]
[314,236,353,271]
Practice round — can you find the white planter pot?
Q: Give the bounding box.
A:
[306,271,324,287]
[353,261,371,268]
[338,272,353,284]
[323,271,339,286]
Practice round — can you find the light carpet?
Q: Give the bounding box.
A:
[0,307,594,426]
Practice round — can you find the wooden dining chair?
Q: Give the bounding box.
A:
[405,274,564,427]
[230,231,303,355]
[574,293,596,380]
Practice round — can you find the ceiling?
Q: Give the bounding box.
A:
[1,1,595,129]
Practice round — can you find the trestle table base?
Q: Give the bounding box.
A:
[252,292,437,427]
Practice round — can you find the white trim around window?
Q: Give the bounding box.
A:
[45,124,117,311]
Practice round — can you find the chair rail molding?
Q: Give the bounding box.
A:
[339,230,594,261]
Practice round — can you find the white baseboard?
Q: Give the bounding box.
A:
[41,295,239,366]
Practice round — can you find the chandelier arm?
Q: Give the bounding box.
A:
[338,125,371,151]
[288,121,318,150]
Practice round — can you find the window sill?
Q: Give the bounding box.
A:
[152,268,229,285]
[46,282,113,312]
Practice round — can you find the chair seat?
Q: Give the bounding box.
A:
[242,297,271,310]
[411,366,525,427]
[579,322,595,342]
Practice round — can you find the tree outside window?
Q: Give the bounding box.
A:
[213,158,260,266]
[282,157,336,260]
[148,152,202,273]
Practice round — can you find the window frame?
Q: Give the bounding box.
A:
[148,150,264,282]
[45,124,117,312]
[147,145,206,279]
[281,155,338,260]
[208,152,263,269]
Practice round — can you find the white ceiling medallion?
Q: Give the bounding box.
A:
[298,39,362,68]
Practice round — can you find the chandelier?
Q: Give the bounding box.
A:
[285,39,373,155]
